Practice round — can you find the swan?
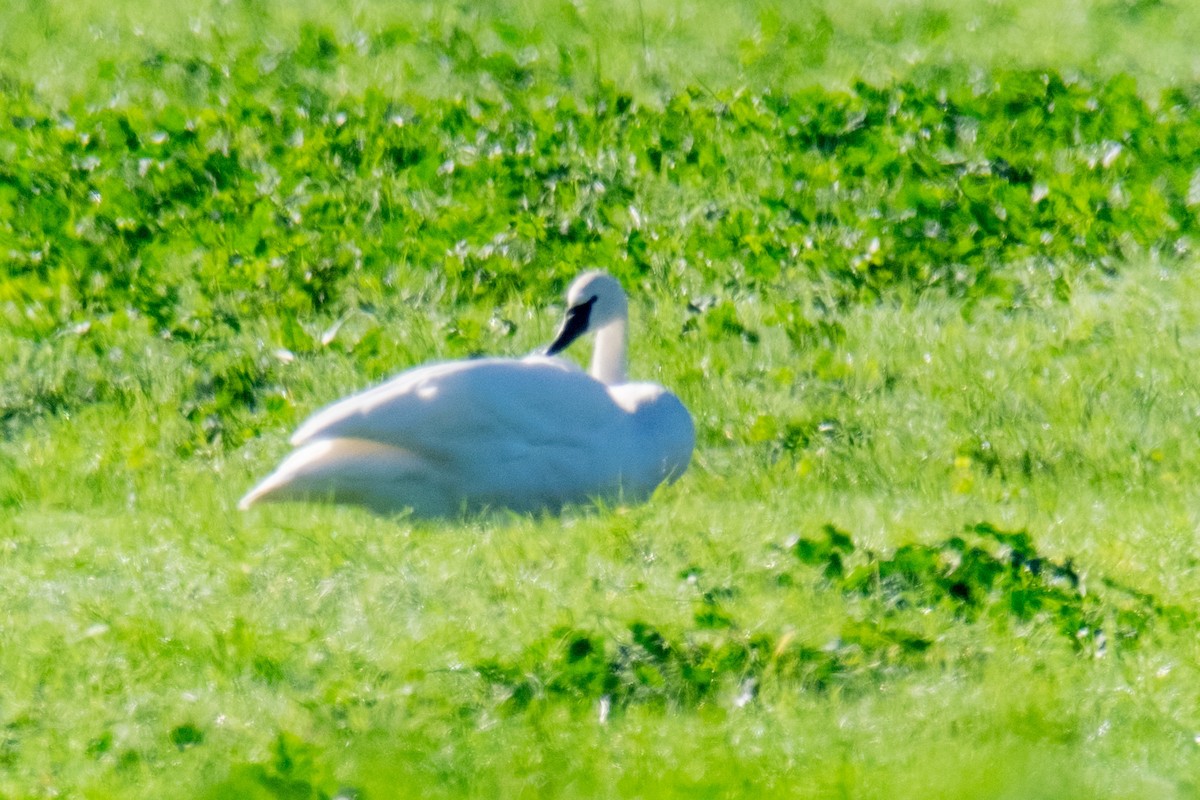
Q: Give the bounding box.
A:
[238,271,694,517]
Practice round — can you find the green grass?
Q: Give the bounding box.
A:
[6,263,1200,797]
[4,0,1200,102]
[4,1,1200,797]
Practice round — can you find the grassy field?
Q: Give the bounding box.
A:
[4,0,1200,797]
[4,0,1200,101]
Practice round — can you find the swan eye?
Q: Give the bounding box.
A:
[545,295,597,355]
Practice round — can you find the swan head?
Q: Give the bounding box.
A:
[545,271,628,357]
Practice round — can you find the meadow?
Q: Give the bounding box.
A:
[3,0,1200,797]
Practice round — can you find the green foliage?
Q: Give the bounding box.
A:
[5,50,1200,446]
[208,733,341,800]
[475,524,1189,712]
[797,522,1194,650]
[3,60,1200,342]
[169,723,205,750]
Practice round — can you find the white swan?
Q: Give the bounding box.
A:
[238,271,694,517]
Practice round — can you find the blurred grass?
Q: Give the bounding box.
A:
[2,0,1200,105]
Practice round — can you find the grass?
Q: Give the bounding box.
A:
[4,0,1200,102]
[5,262,1200,797]
[3,0,1200,797]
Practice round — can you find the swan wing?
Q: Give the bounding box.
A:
[290,358,476,447]
[238,438,456,516]
[289,356,623,464]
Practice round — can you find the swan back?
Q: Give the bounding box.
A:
[290,356,618,455]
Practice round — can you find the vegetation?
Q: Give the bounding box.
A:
[2,0,1200,797]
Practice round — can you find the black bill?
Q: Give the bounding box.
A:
[545,295,597,355]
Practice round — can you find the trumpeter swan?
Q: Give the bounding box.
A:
[238,271,694,516]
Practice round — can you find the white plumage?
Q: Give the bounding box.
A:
[238,271,694,517]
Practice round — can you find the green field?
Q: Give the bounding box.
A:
[4,0,1200,797]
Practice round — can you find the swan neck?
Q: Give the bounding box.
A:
[591,320,627,385]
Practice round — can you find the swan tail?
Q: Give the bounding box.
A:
[238,438,452,516]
